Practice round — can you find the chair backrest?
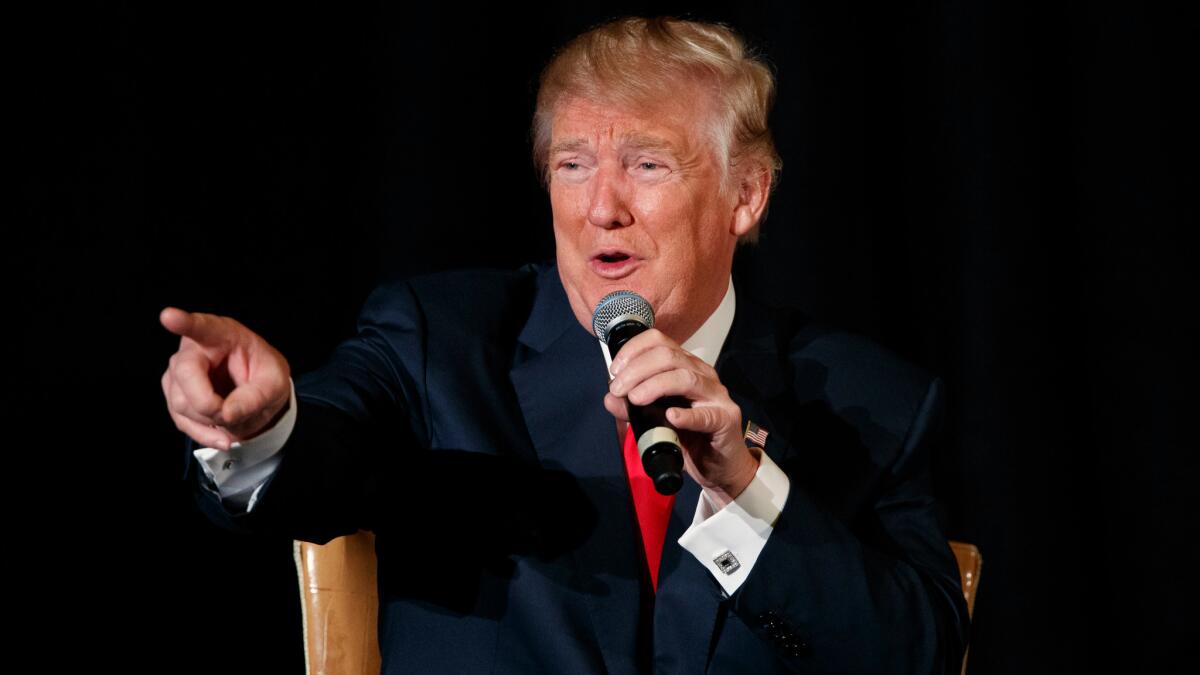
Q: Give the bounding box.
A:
[294,531,381,675]
[949,540,983,617]
[948,540,983,675]
[295,533,982,675]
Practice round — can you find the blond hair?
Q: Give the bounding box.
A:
[531,16,783,243]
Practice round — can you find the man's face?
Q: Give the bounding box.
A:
[548,90,748,343]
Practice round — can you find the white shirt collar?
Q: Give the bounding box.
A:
[600,277,736,371]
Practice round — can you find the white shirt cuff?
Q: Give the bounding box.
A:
[192,379,297,512]
[677,448,790,596]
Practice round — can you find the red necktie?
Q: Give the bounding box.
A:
[621,424,676,591]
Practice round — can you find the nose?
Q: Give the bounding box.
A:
[586,162,633,229]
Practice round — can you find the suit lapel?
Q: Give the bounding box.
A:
[653,475,725,673]
[508,265,643,675]
[715,293,795,460]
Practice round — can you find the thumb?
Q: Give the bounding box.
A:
[217,382,269,428]
[667,405,723,434]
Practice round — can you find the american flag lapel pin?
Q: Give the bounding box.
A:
[744,420,769,449]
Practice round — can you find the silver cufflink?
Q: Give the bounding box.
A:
[714,550,741,575]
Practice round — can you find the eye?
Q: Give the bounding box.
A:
[638,162,660,171]
[553,160,590,184]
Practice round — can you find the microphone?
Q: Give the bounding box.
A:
[592,290,685,495]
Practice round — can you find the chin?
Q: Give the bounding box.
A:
[563,263,672,325]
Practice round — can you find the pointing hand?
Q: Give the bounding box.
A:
[160,307,291,451]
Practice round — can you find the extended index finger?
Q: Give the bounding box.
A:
[160,307,233,348]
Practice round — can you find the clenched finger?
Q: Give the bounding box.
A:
[608,344,697,396]
[171,410,235,451]
[603,392,630,422]
[624,368,714,407]
[608,329,675,375]
[171,349,224,418]
[168,378,224,428]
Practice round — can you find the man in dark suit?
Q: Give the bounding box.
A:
[161,16,969,673]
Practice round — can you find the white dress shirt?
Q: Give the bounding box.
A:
[193,277,790,595]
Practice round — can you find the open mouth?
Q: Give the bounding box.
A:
[590,250,640,278]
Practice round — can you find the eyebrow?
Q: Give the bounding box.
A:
[549,138,590,156]
[623,132,678,153]
[549,133,679,156]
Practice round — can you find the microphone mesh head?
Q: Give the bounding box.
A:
[591,290,654,343]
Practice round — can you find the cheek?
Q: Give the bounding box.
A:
[550,192,582,248]
[631,189,674,221]
[640,193,711,253]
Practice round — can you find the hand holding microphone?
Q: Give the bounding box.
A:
[592,292,759,505]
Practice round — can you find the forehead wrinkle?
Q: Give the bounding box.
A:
[549,132,682,160]
[550,118,684,155]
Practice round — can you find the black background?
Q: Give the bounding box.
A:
[16,1,1194,673]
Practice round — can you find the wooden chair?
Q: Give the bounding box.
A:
[294,532,381,675]
[949,540,983,674]
[295,532,982,675]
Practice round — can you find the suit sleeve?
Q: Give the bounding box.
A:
[182,280,429,545]
[729,376,970,674]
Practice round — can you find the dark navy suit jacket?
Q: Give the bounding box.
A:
[185,262,970,674]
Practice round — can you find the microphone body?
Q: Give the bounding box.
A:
[593,291,685,495]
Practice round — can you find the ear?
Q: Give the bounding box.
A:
[729,162,772,237]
